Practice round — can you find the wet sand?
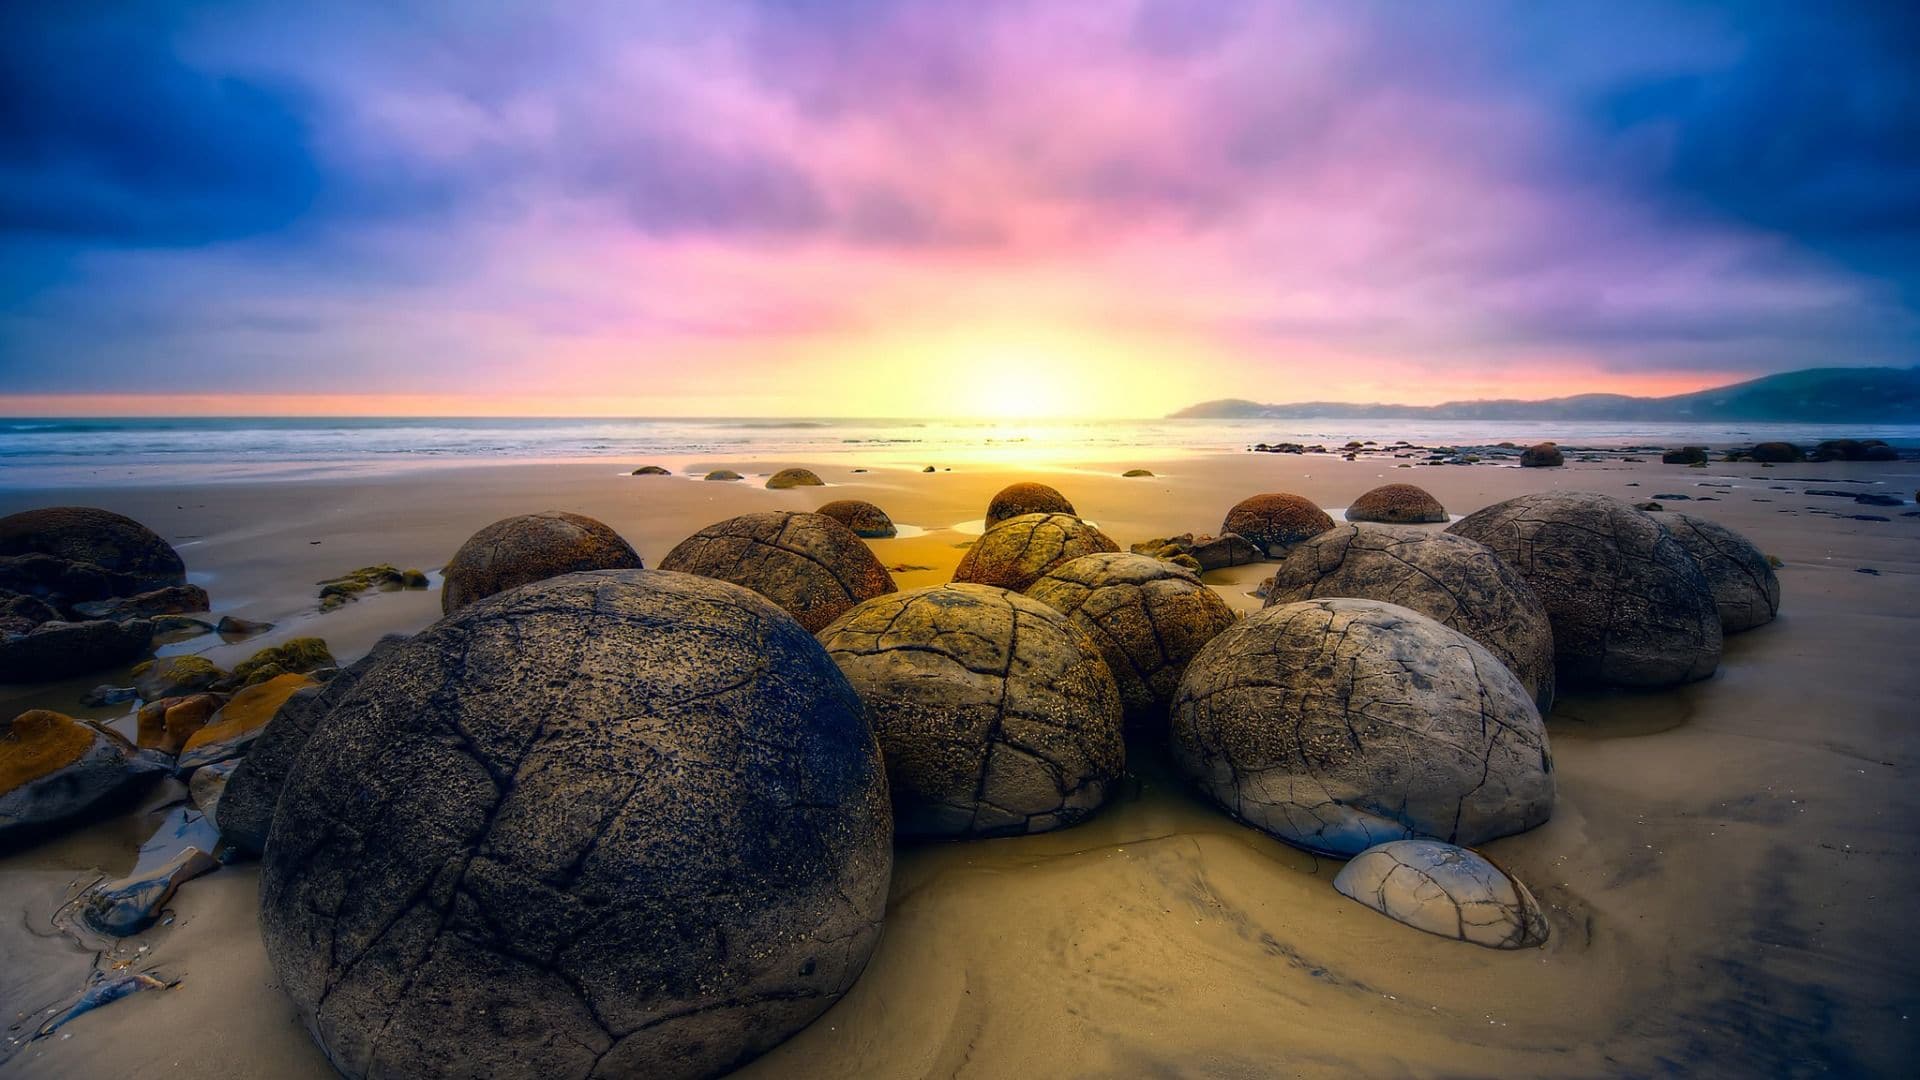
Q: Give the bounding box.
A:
[3,451,1918,1077]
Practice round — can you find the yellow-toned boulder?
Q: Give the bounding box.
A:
[178,673,317,770]
[136,693,221,756]
[2,710,167,849]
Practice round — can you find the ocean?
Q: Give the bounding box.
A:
[3,416,1916,488]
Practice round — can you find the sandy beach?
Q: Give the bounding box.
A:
[3,448,1918,1078]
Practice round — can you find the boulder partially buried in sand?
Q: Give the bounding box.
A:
[818,583,1124,839]
[816,498,898,538]
[261,570,890,1080]
[1171,599,1554,857]
[985,482,1076,528]
[766,467,826,489]
[952,512,1119,593]
[1663,512,1781,633]
[1026,553,1238,729]
[1221,493,1335,556]
[0,506,187,594]
[1333,839,1549,950]
[1261,525,1557,715]
[441,510,643,615]
[661,511,895,633]
[1519,443,1564,468]
[1448,492,1722,687]
[2,710,168,850]
[1345,484,1448,524]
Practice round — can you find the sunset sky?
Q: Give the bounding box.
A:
[2,1,1916,418]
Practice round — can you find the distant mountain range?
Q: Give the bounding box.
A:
[1170,366,1920,423]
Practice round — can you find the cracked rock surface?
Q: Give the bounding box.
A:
[984,482,1076,529]
[951,513,1118,593]
[1332,838,1549,949]
[818,583,1124,839]
[1170,598,1553,857]
[260,570,892,1080]
[1261,525,1556,715]
[1663,512,1781,633]
[1221,493,1336,556]
[1448,491,1722,687]
[659,511,895,634]
[1025,552,1239,730]
[815,499,896,539]
[440,511,642,615]
[1345,484,1449,524]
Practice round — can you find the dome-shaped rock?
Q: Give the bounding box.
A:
[0,506,186,592]
[1519,443,1564,468]
[951,513,1119,593]
[818,583,1123,839]
[659,511,894,633]
[816,499,897,539]
[261,570,891,1080]
[1345,484,1448,524]
[2,710,168,850]
[441,511,642,615]
[1171,598,1553,856]
[1261,525,1556,714]
[1221,494,1335,556]
[767,467,826,489]
[1025,553,1238,729]
[1663,512,1780,633]
[985,482,1076,528]
[704,469,744,481]
[1448,492,1722,687]
[630,465,671,476]
[1748,442,1802,463]
[1333,839,1549,949]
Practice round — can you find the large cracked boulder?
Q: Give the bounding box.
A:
[818,583,1124,839]
[441,511,642,615]
[1025,553,1239,729]
[1448,492,1722,687]
[985,482,1076,529]
[1261,525,1556,715]
[2,710,168,850]
[952,513,1119,593]
[0,506,186,594]
[261,570,891,1080]
[1333,839,1549,949]
[1345,484,1448,524]
[659,511,895,633]
[1221,493,1335,556]
[1171,598,1553,856]
[1663,513,1781,633]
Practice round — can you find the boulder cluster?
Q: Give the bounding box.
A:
[0,507,193,681]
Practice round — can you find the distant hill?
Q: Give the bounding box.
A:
[1171,366,1920,423]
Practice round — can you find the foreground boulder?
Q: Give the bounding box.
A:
[0,507,186,595]
[2,710,168,849]
[1261,525,1556,714]
[1449,492,1722,687]
[818,583,1123,838]
[261,570,890,1080]
[985,482,1077,528]
[0,618,154,682]
[1026,553,1238,729]
[1663,513,1781,633]
[441,511,642,615]
[1171,599,1553,856]
[816,499,897,538]
[1345,484,1448,524]
[660,511,895,633]
[952,513,1119,593]
[1221,493,1335,556]
[1333,839,1549,949]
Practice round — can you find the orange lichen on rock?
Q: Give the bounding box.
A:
[2,710,96,792]
[182,673,316,753]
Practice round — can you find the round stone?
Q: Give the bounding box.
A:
[441,511,642,615]
[1519,443,1564,468]
[1448,492,1722,687]
[0,506,186,590]
[766,467,825,489]
[951,513,1119,593]
[1345,484,1448,524]
[1221,494,1335,556]
[261,570,891,1080]
[1333,839,1549,949]
[817,583,1124,839]
[704,470,744,481]
[816,499,897,539]
[659,511,895,633]
[1171,598,1553,856]
[985,482,1076,528]
[1025,552,1238,729]
[1261,525,1556,715]
[1663,512,1781,633]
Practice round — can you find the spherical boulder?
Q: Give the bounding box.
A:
[1025,553,1238,729]
[0,506,186,592]
[766,467,825,489]
[1261,525,1556,714]
[1171,598,1553,856]
[816,499,897,539]
[951,513,1119,593]
[441,511,642,615]
[1448,492,1722,687]
[2,710,168,850]
[818,583,1123,839]
[1345,484,1448,524]
[1221,494,1335,556]
[1333,839,1549,949]
[1663,512,1780,633]
[704,469,744,481]
[261,570,891,1080]
[1519,443,1564,468]
[659,511,895,633]
[985,482,1076,528]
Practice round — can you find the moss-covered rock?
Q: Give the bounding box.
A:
[230,638,336,688]
[136,693,221,756]
[178,673,318,770]
[132,654,223,701]
[316,565,406,610]
[2,710,168,850]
